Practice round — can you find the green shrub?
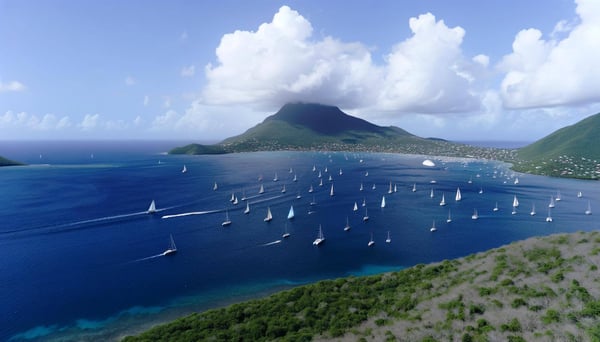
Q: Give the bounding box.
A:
[542,309,560,324]
[501,318,522,332]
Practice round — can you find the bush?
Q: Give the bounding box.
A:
[501,318,522,332]
[542,309,560,324]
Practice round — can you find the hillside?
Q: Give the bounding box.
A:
[0,155,22,167]
[170,103,516,160]
[514,113,600,179]
[123,231,600,341]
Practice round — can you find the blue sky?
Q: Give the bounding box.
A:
[1,0,599,142]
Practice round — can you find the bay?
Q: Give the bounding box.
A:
[1,141,598,341]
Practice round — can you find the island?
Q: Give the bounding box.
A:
[0,155,22,167]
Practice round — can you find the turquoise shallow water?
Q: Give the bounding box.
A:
[1,141,599,341]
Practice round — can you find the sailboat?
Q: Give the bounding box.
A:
[388,182,393,194]
[368,232,375,247]
[213,182,218,191]
[353,202,358,211]
[310,196,317,206]
[293,174,298,182]
[585,201,592,215]
[359,183,364,191]
[439,193,446,206]
[264,207,273,222]
[281,184,286,193]
[512,195,518,214]
[430,188,434,198]
[339,169,343,176]
[324,167,328,173]
[548,196,555,208]
[241,190,246,201]
[380,196,386,208]
[372,184,376,190]
[230,192,235,202]
[233,196,239,205]
[244,201,250,214]
[555,190,562,202]
[287,205,295,220]
[365,171,369,177]
[319,178,323,187]
[312,225,325,246]
[344,217,351,231]
[455,187,462,201]
[312,165,316,172]
[162,234,177,256]
[493,202,499,212]
[362,198,366,207]
[514,177,519,184]
[471,209,478,220]
[181,165,187,173]
[530,203,536,216]
[430,220,437,232]
[282,224,291,238]
[289,167,293,174]
[308,184,314,193]
[412,183,417,192]
[318,170,322,178]
[222,210,232,226]
[259,184,265,194]
[273,173,278,182]
[328,175,333,182]
[147,200,157,214]
[386,231,391,243]
[394,184,398,193]
[330,184,334,197]
[578,191,583,198]
[479,188,484,194]
[363,207,369,221]
[546,208,553,222]
[446,209,452,223]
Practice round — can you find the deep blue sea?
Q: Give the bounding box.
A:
[1,141,599,341]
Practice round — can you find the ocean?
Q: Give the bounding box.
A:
[1,141,598,341]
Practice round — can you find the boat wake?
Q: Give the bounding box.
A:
[261,240,282,247]
[132,253,167,262]
[161,210,218,219]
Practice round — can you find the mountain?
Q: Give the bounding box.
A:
[514,112,600,179]
[123,231,600,341]
[171,103,470,156]
[0,155,21,167]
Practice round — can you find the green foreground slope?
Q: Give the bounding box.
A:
[123,231,600,342]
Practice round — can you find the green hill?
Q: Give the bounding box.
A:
[514,113,600,179]
[0,155,22,167]
[170,103,515,159]
[123,231,600,341]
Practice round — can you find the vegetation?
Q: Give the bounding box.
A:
[0,155,22,167]
[123,231,600,341]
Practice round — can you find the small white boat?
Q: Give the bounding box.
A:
[308,185,314,193]
[353,202,358,211]
[259,184,265,194]
[363,207,369,221]
[282,224,290,238]
[324,167,328,173]
[232,196,239,205]
[446,209,452,223]
[362,198,366,207]
[273,173,278,182]
[289,167,293,174]
[365,171,369,177]
[147,200,157,214]
[380,196,386,208]
[368,232,375,247]
[530,203,536,216]
[430,188,434,199]
[293,174,298,182]
[222,210,232,226]
[181,165,187,173]
[455,188,462,202]
[313,225,325,246]
[318,170,322,178]
[287,205,295,220]
[281,184,286,193]
[244,202,250,214]
[229,192,235,202]
[577,191,583,198]
[555,190,562,202]
[312,165,316,172]
[493,202,499,212]
[296,192,302,199]
[479,188,483,194]
[163,234,177,256]
[514,177,519,185]
[372,184,376,190]
[328,175,333,182]
[585,201,592,215]
[385,231,391,243]
[388,182,393,194]
[548,196,555,208]
[471,209,478,220]
[359,183,364,191]
[344,217,351,231]
[394,184,398,193]
[339,169,343,176]
[264,207,273,222]
[430,220,437,232]
[412,183,416,192]
[330,184,334,197]
[546,208,553,222]
[319,179,323,187]
[439,193,446,206]
[468,177,472,184]
[310,196,317,206]
[213,182,218,191]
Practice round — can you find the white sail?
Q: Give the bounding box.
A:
[447,209,452,223]
[471,209,478,220]
[318,170,322,178]
[281,184,286,193]
[259,184,265,194]
[412,183,416,192]
[230,193,235,202]
[530,203,536,216]
[381,196,386,208]
[430,220,437,232]
[312,165,316,172]
[264,207,272,222]
[330,184,334,197]
[555,190,561,201]
[353,202,358,211]
[163,234,177,256]
[319,178,323,186]
[293,174,297,182]
[310,196,317,206]
[546,208,553,222]
[359,183,364,191]
[339,169,343,176]
[147,200,157,214]
[287,205,295,219]
[328,175,333,182]
[362,198,366,207]
[222,210,232,226]
[233,196,239,205]
[363,207,369,221]
[439,193,446,206]
[244,202,250,214]
[181,165,187,173]
[368,232,375,247]
[514,177,519,184]
[394,184,398,193]
[585,201,592,215]
[372,184,376,190]
[213,182,218,191]
[282,224,290,238]
[344,217,351,231]
[549,196,555,208]
[386,231,391,243]
[430,188,434,198]
[388,182,393,194]
[455,187,462,201]
[273,173,278,182]
[308,185,314,193]
[313,225,325,246]
[493,202,499,212]
[578,191,583,198]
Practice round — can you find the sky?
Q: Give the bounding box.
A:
[1,0,600,142]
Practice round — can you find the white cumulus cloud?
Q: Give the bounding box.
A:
[0,80,26,92]
[201,6,485,115]
[79,114,100,131]
[499,0,600,109]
